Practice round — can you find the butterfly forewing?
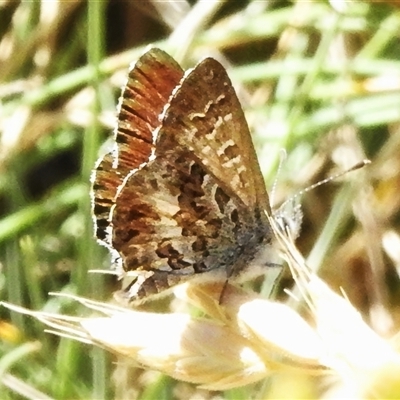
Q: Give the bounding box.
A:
[156,57,270,213]
[115,49,184,175]
[91,49,184,247]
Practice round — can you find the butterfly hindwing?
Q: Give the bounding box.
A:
[113,150,269,300]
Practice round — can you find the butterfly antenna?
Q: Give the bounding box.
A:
[270,149,287,208]
[273,159,370,239]
[280,159,371,208]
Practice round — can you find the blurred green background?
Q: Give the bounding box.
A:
[1,1,400,399]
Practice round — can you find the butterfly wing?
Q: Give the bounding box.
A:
[111,52,272,302]
[91,48,184,246]
[113,151,270,300]
[156,57,271,213]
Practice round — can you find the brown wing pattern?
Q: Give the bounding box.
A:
[112,151,270,300]
[156,58,270,213]
[91,49,184,246]
[108,53,272,302]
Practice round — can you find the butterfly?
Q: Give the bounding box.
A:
[91,48,286,303]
